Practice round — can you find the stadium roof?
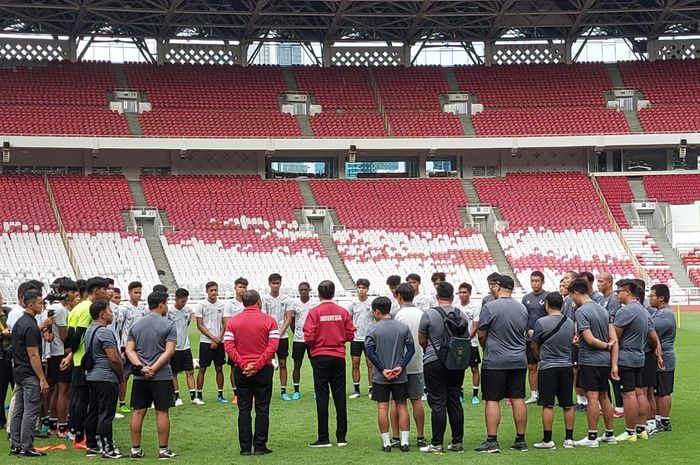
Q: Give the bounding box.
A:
[1,0,699,44]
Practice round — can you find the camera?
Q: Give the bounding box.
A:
[44,291,66,305]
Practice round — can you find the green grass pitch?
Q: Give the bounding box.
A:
[4,313,699,464]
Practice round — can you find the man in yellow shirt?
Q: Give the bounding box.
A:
[61,277,109,450]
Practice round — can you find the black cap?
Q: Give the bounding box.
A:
[494,275,514,290]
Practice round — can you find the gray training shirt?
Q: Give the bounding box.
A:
[532,315,574,371]
[419,305,463,365]
[167,304,193,351]
[365,318,414,385]
[575,300,611,367]
[128,313,177,381]
[562,296,577,321]
[652,307,676,371]
[600,292,621,316]
[478,297,528,370]
[85,324,120,384]
[522,291,548,340]
[614,300,650,368]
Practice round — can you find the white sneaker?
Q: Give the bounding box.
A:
[348,391,360,399]
[574,437,599,448]
[174,398,184,407]
[525,395,538,404]
[419,444,443,454]
[114,412,124,419]
[563,439,574,449]
[192,398,205,405]
[615,431,637,443]
[272,358,279,370]
[533,441,555,450]
[597,435,617,445]
[421,393,428,401]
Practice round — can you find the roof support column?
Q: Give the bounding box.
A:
[484,40,494,66]
[67,36,78,62]
[156,39,166,65]
[402,43,412,67]
[564,39,573,64]
[322,42,332,67]
[647,38,658,62]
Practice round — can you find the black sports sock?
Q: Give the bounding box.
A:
[233,388,238,396]
[353,383,360,393]
[197,390,203,400]
[119,401,126,407]
[189,390,196,400]
[174,390,180,400]
[281,387,286,395]
[487,435,497,442]
[543,430,552,443]
[588,430,597,441]
[515,434,525,443]
[294,384,300,393]
[217,390,224,398]
[604,429,614,437]
[660,418,671,428]
[636,425,645,434]
[565,429,574,440]
[473,388,479,397]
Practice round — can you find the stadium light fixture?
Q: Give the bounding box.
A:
[180,148,187,159]
[91,148,99,159]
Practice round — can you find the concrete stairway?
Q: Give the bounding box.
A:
[443,67,476,136]
[124,179,178,290]
[621,203,639,225]
[606,63,626,88]
[482,230,521,287]
[112,64,144,136]
[444,67,460,92]
[306,217,354,292]
[623,111,643,134]
[145,236,179,291]
[457,114,477,137]
[460,178,481,204]
[628,177,649,199]
[648,229,694,287]
[128,180,148,206]
[296,115,314,137]
[296,178,318,205]
[281,68,314,137]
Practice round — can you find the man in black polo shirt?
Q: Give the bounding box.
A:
[9,290,50,457]
[522,271,548,405]
[476,275,529,453]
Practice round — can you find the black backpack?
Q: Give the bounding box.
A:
[82,325,105,372]
[428,307,471,370]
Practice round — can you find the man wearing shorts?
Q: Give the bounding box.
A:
[649,284,675,434]
[530,292,575,450]
[348,279,374,399]
[168,288,195,406]
[570,278,618,448]
[454,282,481,404]
[613,279,661,442]
[126,291,177,460]
[262,274,292,401]
[194,281,226,404]
[290,282,317,399]
[476,275,528,453]
[365,296,415,452]
[522,271,548,404]
[224,277,247,404]
[393,283,427,448]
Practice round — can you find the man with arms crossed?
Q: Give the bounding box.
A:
[365,296,415,452]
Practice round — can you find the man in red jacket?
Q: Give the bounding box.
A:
[223,290,279,456]
[303,280,355,448]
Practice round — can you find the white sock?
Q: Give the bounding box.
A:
[647,419,656,428]
[615,406,624,413]
[531,390,538,398]
[400,431,410,446]
[577,395,588,405]
[655,415,661,422]
[381,432,391,447]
